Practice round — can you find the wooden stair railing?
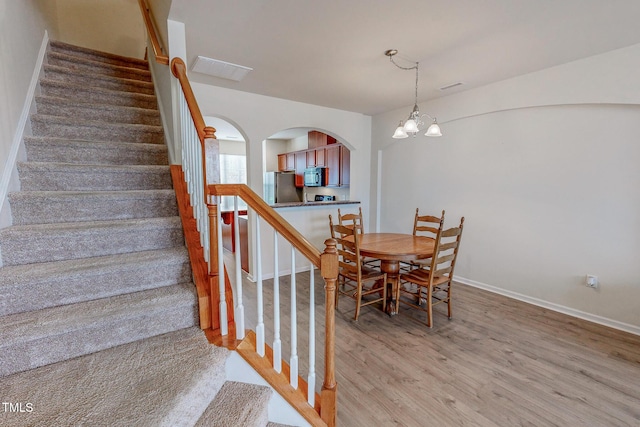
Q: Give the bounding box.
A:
[138,3,339,425]
[137,0,169,65]
[169,53,339,425]
[211,184,339,427]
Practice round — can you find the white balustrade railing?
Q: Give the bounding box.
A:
[176,89,209,267]
[216,194,320,400]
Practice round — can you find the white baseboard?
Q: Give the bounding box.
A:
[455,275,640,337]
[0,31,49,221]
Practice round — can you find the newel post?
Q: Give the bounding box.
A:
[204,126,222,331]
[320,238,339,427]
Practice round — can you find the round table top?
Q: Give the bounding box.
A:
[355,233,435,262]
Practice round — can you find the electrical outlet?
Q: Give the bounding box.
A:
[586,275,598,289]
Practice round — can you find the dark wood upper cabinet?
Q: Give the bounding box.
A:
[308,130,337,149]
[276,131,348,186]
[294,151,306,187]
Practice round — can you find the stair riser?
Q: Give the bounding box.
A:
[0,297,197,377]
[36,96,161,126]
[9,194,178,225]
[0,220,185,266]
[47,53,152,81]
[31,117,164,144]
[0,256,191,317]
[43,66,155,96]
[17,166,173,191]
[40,80,157,110]
[24,137,168,166]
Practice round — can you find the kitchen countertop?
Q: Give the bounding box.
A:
[271,200,360,208]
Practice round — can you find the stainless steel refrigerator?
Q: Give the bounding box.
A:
[264,171,301,204]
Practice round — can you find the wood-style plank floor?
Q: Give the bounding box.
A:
[234,263,640,426]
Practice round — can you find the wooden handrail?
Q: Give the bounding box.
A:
[209,183,322,267]
[171,57,217,142]
[137,0,169,65]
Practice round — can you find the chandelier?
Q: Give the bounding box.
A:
[385,49,442,139]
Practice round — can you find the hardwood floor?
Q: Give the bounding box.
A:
[231,260,640,426]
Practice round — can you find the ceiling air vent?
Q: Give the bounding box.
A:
[191,56,253,82]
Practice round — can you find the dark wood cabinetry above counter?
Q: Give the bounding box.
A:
[277,131,350,187]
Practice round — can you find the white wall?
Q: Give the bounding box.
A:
[191,83,371,277]
[0,0,51,228]
[371,43,640,332]
[191,83,372,217]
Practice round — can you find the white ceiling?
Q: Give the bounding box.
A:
[170,0,640,120]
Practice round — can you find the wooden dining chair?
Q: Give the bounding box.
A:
[331,221,387,321]
[401,208,445,273]
[398,216,464,328]
[337,207,364,234]
[336,207,379,267]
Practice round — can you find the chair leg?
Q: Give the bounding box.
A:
[381,277,388,313]
[447,282,452,319]
[354,283,363,321]
[426,285,433,328]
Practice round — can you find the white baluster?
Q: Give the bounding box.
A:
[255,214,265,357]
[290,247,298,389]
[307,263,316,406]
[234,197,245,340]
[272,230,282,373]
[217,203,227,335]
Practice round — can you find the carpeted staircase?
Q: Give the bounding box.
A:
[0,40,278,426]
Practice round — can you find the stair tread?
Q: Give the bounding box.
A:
[31,113,163,132]
[1,215,181,234]
[47,50,151,76]
[35,95,161,120]
[196,381,272,427]
[40,78,157,103]
[9,188,176,200]
[24,135,168,151]
[18,161,170,172]
[44,63,154,88]
[0,247,188,286]
[49,40,150,69]
[0,327,229,427]
[0,247,191,317]
[0,283,195,346]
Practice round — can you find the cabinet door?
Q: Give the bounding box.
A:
[306,150,316,167]
[326,145,340,186]
[340,146,350,186]
[295,151,306,187]
[286,153,295,171]
[315,147,326,167]
[277,154,287,171]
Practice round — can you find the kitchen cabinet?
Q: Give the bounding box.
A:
[278,153,295,172]
[308,130,337,149]
[294,151,306,187]
[277,154,287,171]
[326,144,350,187]
[315,148,326,167]
[276,139,348,186]
[306,150,316,167]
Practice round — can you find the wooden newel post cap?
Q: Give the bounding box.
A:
[323,238,337,254]
[203,126,217,139]
[321,238,339,278]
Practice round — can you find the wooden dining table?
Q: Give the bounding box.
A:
[354,233,436,315]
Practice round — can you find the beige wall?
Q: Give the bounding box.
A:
[53,0,145,58]
[371,43,640,332]
[0,0,50,227]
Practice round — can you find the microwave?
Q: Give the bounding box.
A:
[304,167,327,187]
